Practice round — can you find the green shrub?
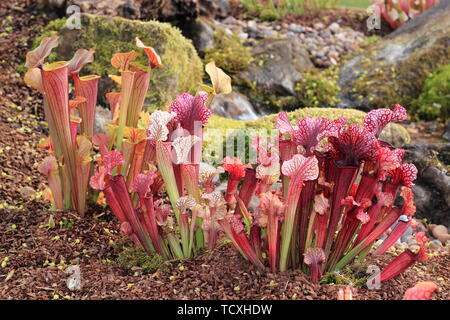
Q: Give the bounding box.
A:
[203,28,253,74]
[414,64,450,121]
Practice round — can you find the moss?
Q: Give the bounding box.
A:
[294,68,341,108]
[244,107,367,130]
[203,28,253,75]
[259,8,280,21]
[36,14,203,109]
[204,108,409,162]
[117,247,165,274]
[414,64,450,121]
[352,37,450,118]
[320,265,367,287]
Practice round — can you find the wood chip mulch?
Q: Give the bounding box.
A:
[0,0,448,300]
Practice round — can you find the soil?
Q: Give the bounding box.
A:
[0,0,448,300]
[229,0,394,36]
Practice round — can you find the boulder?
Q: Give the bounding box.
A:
[73,0,140,19]
[35,13,203,109]
[337,0,450,112]
[139,0,230,21]
[236,38,313,97]
[179,17,215,52]
[210,91,259,120]
[404,142,450,225]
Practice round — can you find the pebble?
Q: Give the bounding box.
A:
[429,239,443,251]
[313,22,325,30]
[238,32,248,40]
[222,16,237,25]
[328,22,340,33]
[315,50,325,58]
[215,17,364,68]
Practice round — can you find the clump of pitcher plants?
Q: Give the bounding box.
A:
[26,35,428,281]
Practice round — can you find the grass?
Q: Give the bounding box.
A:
[239,0,371,20]
[337,0,370,9]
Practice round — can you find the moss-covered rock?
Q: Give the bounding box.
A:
[337,0,450,118]
[35,13,203,109]
[414,64,450,121]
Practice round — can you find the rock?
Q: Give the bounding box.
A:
[315,50,325,58]
[412,184,433,216]
[238,32,248,41]
[39,13,203,109]
[378,122,411,147]
[395,241,409,251]
[313,22,325,30]
[94,106,112,134]
[140,0,230,21]
[400,226,414,243]
[71,0,141,18]
[236,38,313,96]
[37,0,65,8]
[404,143,450,225]
[222,16,237,25]
[180,17,215,51]
[20,186,35,199]
[328,22,340,33]
[337,0,450,111]
[443,121,450,141]
[430,225,450,244]
[429,239,443,251]
[117,1,140,19]
[328,50,339,59]
[288,23,304,33]
[210,91,259,120]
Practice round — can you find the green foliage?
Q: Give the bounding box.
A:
[203,28,253,74]
[320,265,367,287]
[117,247,165,274]
[414,64,450,121]
[239,0,337,19]
[295,69,340,108]
[352,37,450,118]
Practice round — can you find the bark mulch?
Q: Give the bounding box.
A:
[0,0,448,300]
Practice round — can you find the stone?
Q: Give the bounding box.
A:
[141,0,230,21]
[443,121,450,141]
[400,226,414,243]
[288,23,304,33]
[328,50,339,59]
[71,0,141,18]
[236,38,313,96]
[328,22,340,33]
[313,22,325,30]
[38,13,203,109]
[238,32,249,41]
[412,184,433,217]
[210,91,260,120]
[337,0,450,111]
[20,186,35,199]
[378,122,411,147]
[94,106,112,134]
[222,16,237,25]
[404,143,450,225]
[431,225,450,244]
[180,17,215,51]
[315,50,325,58]
[429,239,443,251]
